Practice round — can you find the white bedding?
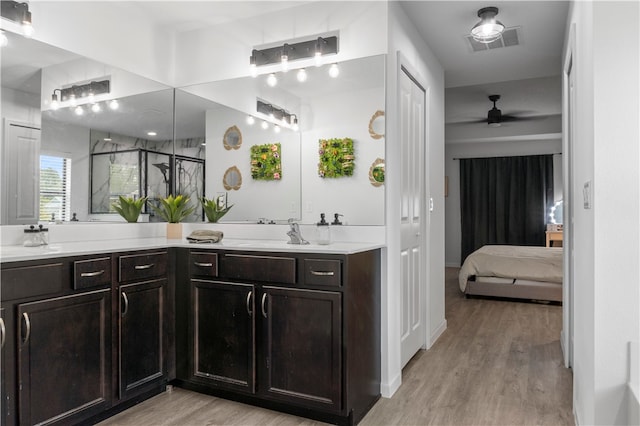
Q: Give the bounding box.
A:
[459,245,563,292]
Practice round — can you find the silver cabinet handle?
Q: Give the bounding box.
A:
[310,270,335,276]
[134,263,154,270]
[261,293,268,318]
[194,262,213,267]
[81,269,105,277]
[22,312,31,344]
[246,291,253,317]
[121,292,129,317]
[0,317,5,349]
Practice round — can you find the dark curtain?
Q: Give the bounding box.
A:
[459,154,554,262]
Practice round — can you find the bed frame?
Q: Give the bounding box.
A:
[465,276,562,302]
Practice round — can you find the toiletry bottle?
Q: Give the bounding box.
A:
[317,213,330,245]
[23,225,41,247]
[38,224,49,245]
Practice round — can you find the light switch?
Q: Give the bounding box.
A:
[429,198,434,212]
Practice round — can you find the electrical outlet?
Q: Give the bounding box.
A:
[583,181,592,209]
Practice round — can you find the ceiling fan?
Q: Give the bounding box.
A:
[475,94,542,127]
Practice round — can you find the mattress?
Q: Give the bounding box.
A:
[459,245,563,292]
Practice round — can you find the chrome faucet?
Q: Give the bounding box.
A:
[287,219,309,245]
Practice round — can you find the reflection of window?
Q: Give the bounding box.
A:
[108,164,140,211]
[40,155,71,221]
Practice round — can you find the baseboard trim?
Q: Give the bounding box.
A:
[428,319,447,349]
[380,372,401,398]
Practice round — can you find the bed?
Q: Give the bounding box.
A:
[459,245,563,302]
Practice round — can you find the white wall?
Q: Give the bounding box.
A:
[28,2,174,86]
[444,139,562,267]
[566,1,640,424]
[385,2,445,397]
[174,2,388,86]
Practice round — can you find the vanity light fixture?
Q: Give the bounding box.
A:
[249,35,338,70]
[256,100,298,129]
[246,115,256,125]
[50,89,62,110]
[274,124,281,134]
[51,79,111,107]
[470,7,505,44]
[1,1,34,37]
[109,99,119,110]
[261,120,269,130]
[249,50,258,77]
[74,105,84,116]
[291,115,299,131]
[329,63,340,78]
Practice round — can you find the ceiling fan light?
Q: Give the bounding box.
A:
[471,7,505,44]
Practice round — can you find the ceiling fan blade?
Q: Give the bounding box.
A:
[501,114,555,122]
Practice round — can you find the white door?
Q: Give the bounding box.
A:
[2,121,41,225]
[399,67,427,367]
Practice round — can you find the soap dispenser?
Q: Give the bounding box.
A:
[316,213,330,245]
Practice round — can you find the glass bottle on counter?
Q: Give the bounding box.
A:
[316,213,330,245]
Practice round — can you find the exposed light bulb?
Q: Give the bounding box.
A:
[147,131,157,137]
[246,116,255,125]
[291,116,299,131]
[266,73,277,87]
[281,44,289,72]
[50,93,59,110]
[250,63,257,78]
[91,103,102,113]
[22,13,34,38]
[0,31,8,48]
[314,37,324,67]
[297,68,308,83]
[68,94,77,107]
[329,63,340,78]
[109,99,119,110]
[74,105,84,116]
[261,121,269,130]
[274,125,281,134]
[314,52,323,67]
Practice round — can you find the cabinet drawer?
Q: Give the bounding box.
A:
[118,252,167,282]
[190,252,218,277]
[1,263,65,301]
[221,254,296,284]
[74,257,112,289]
[303,259,342,287]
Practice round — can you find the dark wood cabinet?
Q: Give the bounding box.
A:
[116,250,169,402]
[0,307,7,426]
[188,279,255,393]
[119,279,166,399]
[176,248,381,425]
[260,286,342,412]
[17,289,112,425]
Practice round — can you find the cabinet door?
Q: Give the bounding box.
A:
[260,287,342,412]
[189,280,255,393]
[0,307,7,426]
[119,279,165,400]
[17,289,111,425]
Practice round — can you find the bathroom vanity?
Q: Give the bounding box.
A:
[0,239,381,426]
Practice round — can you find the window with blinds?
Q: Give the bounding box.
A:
[40,155,71,221]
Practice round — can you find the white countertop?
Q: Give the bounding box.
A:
[0,238,385,263]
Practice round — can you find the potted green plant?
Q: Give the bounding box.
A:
[201,196,233,223]
[151,195,196,239]
[112,196,148,223]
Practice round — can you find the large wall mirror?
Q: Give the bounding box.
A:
[178,54,386,225]
[1,29,385,226]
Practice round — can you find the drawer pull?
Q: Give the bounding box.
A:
[310,270,335,277]
[22,312,31,344]
[134,263,154,270]
[121,292,129,317]
[246,291,253,317]
[80,269,105,278]
[194,262,213,267]
[0,317,5,349]
[261,293,268,318]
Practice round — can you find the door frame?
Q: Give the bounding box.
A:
[561,23,576,368]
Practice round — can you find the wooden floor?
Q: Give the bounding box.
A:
[99,267,574,426]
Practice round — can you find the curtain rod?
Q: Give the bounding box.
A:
[452,153,562,160]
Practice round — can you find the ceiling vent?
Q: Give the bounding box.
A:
[466,27,521,52]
